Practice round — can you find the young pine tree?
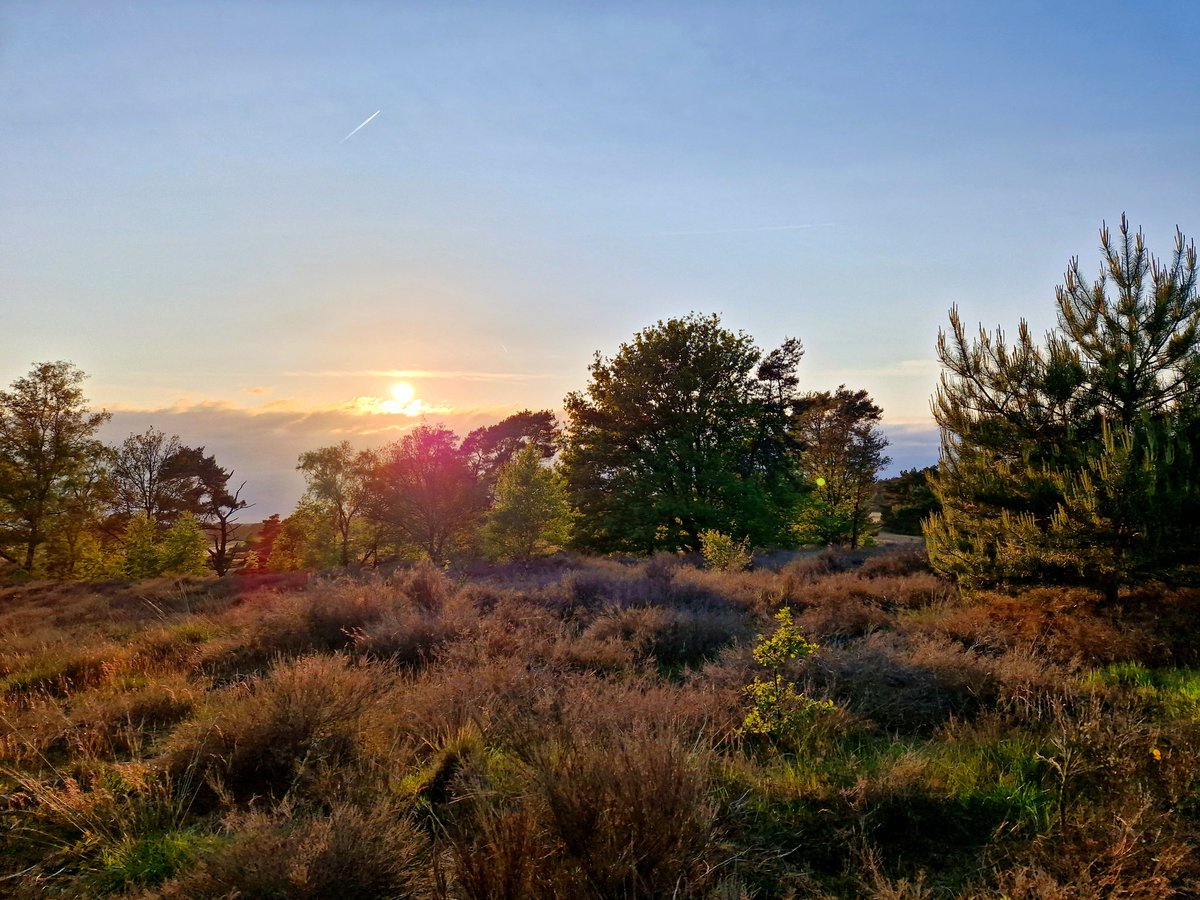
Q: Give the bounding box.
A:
[483,445,573,561]
[927,217,1200,599]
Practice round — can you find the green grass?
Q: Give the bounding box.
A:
[91,828,222,892]
[1090,662,1200,718]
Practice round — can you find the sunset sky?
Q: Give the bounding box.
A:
[4,2,1198,515]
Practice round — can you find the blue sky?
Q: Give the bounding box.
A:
[3,1,1198,514]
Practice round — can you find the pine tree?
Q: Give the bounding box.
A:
[927,217,1200,599]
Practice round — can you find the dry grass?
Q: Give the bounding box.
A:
[2,549,1199,897]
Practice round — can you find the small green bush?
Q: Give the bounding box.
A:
[699,530,751,572]
[743,608,834,745]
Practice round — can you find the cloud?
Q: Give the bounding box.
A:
[880,418,940,475]
[821,358,942,381]
[342,396,451,418]
[282,369,562,382]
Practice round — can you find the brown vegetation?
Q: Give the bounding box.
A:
[2,549,1200,896]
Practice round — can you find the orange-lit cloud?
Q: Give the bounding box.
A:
[283,368,561,382]
[343,381,451,417]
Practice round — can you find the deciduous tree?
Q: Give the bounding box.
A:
[109,428,188,522]
[369,425,483,563]
[561,314,804,554]
[297,442,376,567]
[0,362,110,571]
[483,444,573,560]
[790,387,890,548]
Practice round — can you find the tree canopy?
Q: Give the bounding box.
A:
[561,314,804,553]
[926,216,1200,599]
[483,444,573,560]
[0,362,110,571]
[791,387,890,548]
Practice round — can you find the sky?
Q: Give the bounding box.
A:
[3,1,1198,516]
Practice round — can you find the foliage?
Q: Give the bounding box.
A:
[109,428,189,522]
[743,607,834,743]
[878,466,941,535]
[165,447,250,575]
[370,424,485,563]
[562,313,804,553]
[118,512,208,578]
[0,361,111,571]
[698,528,751,572]
[483,445,574,560]
[267,500,340,571]
[296,441,376,567]
[462,409,560,488]
[927,217,1200,598]
[791,386,890,548]
[4,552,1200,896]
[157,513,210,576]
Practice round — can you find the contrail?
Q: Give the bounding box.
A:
[340,110,381,143]
[646,222,833,237]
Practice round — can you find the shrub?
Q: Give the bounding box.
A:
[743,608,835,746]
[152,802,432,898]
[523,724,719,897]
[161,654,382,805]
[700,530,752,572]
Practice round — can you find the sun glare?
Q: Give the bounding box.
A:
[389,382,416,405]
[363,380,433,416]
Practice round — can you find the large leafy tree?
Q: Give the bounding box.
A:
[561,314,804,553]
[109,428,190,522]
[0,362,110,571]
[369,425,484,563]
[791,387,890,548]
[926,217,1200,599]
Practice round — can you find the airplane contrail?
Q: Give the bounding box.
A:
[340,110,381,143]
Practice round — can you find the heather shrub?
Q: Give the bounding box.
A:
[161,654,382,804]
[151,802,432,899]
[857,545,931,578]
[582,603,748,669]
[809,633,1058,731]
[2,762,201,893]
[972,588,1145,665]
[795,596,893,642]
[2,646,113,698]
[67,676,198,758]
[347,606,462,665]
[522,723,719,897]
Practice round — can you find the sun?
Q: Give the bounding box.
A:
[389,382,415,405]
[374,381,427,416]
